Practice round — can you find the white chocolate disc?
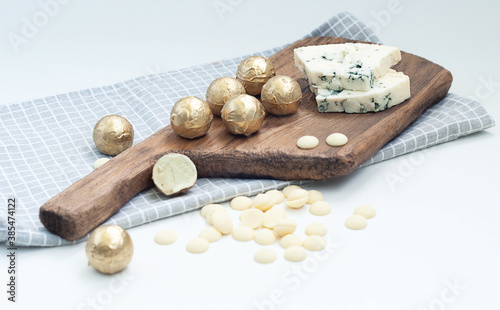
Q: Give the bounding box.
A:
[309,201,332,216]
[345,214,368,230]
[286,188,309,209]
[303,235,326,251]
[279,234,303,249]
[186,238,209,253]
[284,245,307,262]
[211,210,233,235]
[205,205,227,225]
[326,133,348,146]
[254,229,277,245]
[93,158,110,169]
[354,205,376,219]
[282,185,302,198]
[297,135,319,149]
[198,227,222,242]
[154,229,177,245]
[252,193,275,212]
[230,196,252,211]
[262,207,286,229]
[273,218,297,237]
[307,190,324,204]
[239,209,264,229]
[265,189,285,204]
[254,248,277,264]
[232,226,255,241]
[201,204,225,220]
[305,222,327,236]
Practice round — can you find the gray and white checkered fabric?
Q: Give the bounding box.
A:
[0,12,495,247]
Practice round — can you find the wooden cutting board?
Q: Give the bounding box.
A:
[39,36,452,240]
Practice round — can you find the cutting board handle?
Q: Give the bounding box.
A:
[39,127,172,241]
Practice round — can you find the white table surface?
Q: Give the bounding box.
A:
[1,0,499,309]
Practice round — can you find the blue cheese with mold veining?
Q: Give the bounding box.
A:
[294,43,401,92]
[314,70,410,113]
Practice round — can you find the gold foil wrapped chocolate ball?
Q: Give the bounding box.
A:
[261,75,302,116]
[93,115,134,156]
[85,225,134,275]
[206,77,246,116]
[236,56,276,95]
[170,96,213,139]
[221,94,265,136]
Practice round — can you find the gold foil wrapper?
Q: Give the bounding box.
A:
[85,225,134,275]
[93,115,134,156]
[170,96,213,139]
[221,94,265,136]
[206,77,246,116]
[236,56,276,95]
[261,75,302,115]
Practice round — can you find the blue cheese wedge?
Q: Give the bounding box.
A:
[314,70,410,113]
[294,43,401,92]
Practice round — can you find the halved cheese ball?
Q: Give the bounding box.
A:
[152,153,197,196]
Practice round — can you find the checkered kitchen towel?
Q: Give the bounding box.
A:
[0,12,495,247]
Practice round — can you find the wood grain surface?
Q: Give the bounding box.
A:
[39,36,452,240]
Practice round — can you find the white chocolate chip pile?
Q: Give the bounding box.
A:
[189,185,334,263]
[154,185,377,263]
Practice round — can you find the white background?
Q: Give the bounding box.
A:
[1,0,499,309]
